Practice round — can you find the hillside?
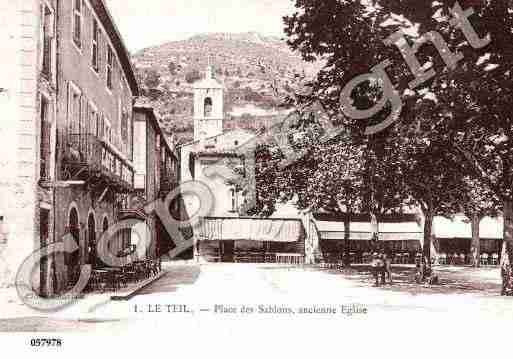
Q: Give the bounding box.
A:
[132,32,320,145]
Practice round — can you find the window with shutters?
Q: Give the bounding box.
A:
[230,188,237,212]
[41,5,54,79]
[72,0,82,49]
[96,114,103,138]
[68,85,81,135]
[121,110,129,146]
[104,119,112,144]
[89,103,98,136]
[106,47,114,89]
[91,19,99,71]
[40,96,51,180]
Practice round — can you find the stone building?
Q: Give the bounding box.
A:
[0,0,139,295]
[179,66,306,263]
[131,106,192,260]
[1,0,59,292]
[180,66,255,218]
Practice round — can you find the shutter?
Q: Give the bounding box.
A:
[66,82,72,137]
[40,99,50,179]
[100,115,105,139]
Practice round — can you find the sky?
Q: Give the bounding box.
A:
[105,0,296,52]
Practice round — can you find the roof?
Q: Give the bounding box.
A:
[91,0,139,96]
[178,128,256,149]
[191,151,245,159]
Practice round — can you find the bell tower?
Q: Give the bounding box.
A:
[193,65,224,141]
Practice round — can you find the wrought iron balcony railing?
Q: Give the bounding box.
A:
[63,133,134,192]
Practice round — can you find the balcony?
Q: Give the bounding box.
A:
[62,134,134,193]
[159,176,178,198]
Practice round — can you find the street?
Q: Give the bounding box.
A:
[1,263,512,333]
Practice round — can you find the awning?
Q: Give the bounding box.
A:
[320,231,372,240]
[433,215,503,240]
[378,232,423,241]
[198,217,304,242]
[433,215,471,239]
[378,222,422,241]
[315,219,421,241]
[479,217,503,239]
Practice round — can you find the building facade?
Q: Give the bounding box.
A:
[1,0,59,293]
[132,106,190,260]
[0,0,139,295]
[180,66,255,218]
[179,66,306,263]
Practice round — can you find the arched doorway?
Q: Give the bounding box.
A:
[102,217,109,266]
[87,213,96,268]
[68,207,80,281]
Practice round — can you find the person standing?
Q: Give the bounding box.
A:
[501,249,511,296]
[384,248,393,284]
[371,252,384,287]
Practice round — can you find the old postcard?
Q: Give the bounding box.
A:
[1,0,512,357]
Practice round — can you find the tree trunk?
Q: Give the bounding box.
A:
[344,213,351,266]
[502,200,513,267]
[423,212,433,262]
[471,213,480,268]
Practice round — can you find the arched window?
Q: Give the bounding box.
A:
[204,97,213,117]
[67,207,80,277]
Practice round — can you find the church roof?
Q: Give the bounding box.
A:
[178,128,256,149]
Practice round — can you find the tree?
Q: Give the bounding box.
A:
[392,1,513,275]
[144,69,161,89]
[185,69,201,84]
[168,61,177,75]
[458,177,500,267]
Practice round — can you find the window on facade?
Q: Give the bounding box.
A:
[119,101,128,144]
[42,5,54,78]
[105,120,112,143]
[231,188,237,212]
[204,97,213,117]
[40,208,50,248]
[91,19,99,71]
[72,0,82,48]
[40,96,51,180]
[106,47,114,89]
[89,107,97,135]
[97,114,104,138]
[68,86,81,135]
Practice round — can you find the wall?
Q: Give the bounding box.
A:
[53,188,115,292]
[180,129,256,219]
[0,0,57,291]
[56,0,134,164]
[51,0,135,292]
[133,114,147,190]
